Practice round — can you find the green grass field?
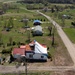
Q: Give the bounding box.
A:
[42,6,75,44]
[64,28,75,43]
[0,71,51,75]
[0,4,54,58]
[0,2,73,66]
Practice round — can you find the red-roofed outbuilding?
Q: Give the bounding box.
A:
[12,48,25,56]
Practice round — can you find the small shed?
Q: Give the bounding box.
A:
[12,48,26,59]
[62,14,71,19]
[33,20,41,26]
[20,18,29,22]
[6,28,10,31]
[32,26,43,36]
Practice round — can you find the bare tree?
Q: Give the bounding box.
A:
[9,37,13,45]
[61,17,65,27]
[26,30,31,43]
[51,33,54,46]
[48,26,52,36]
[4,20,7,29]
[51,26,55,46]
[51,8,55,13]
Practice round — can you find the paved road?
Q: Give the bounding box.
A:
[37,10,75,65]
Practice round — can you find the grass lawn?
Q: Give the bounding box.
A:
[0,71,51,75]
[0,2,73,66]
[42,7,75,45]
[42,8,75,27]
[0,71,75,75]
[0,6,53,56]
[64,28,75,43]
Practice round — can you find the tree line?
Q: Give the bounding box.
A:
[20,0,75,4]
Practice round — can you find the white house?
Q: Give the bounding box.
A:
[34,40,47,54]
[25,40,48,61]
[12,40,48,62]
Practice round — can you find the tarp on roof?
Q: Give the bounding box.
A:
[34,41,47,54]
[33,20,41,23]
[33,20,41,25]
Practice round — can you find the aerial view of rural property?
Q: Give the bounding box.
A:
[0,0,75,75]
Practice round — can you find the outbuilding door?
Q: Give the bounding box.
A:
[29,54,33,59]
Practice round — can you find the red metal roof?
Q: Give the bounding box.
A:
[12,41,47,56]
[13,45,32,56]
[13,48,25,56]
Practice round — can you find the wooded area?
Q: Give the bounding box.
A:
[20,0,75,4]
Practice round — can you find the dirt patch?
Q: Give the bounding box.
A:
[23,33,73,67]
[52,33,74,66]
[54,55,66,66]
[27,59,54,67]
[2,31,8,34]
[19,28,26,33]
[51,70,75,75]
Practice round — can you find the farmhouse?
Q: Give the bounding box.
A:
[26,40,47,61]
[12,40,48,62]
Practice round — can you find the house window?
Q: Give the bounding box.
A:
[41,56,44,58]
[29,54,33,58]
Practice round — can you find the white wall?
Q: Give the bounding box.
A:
[26,53,47,60]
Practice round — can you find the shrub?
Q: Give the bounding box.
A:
[40,19,42,21]
[17,42,21,45]
[48,52,52,61]
[2,48,12,54]
[44,19,45,21]
[12,41,16,45]
[7,43,11,46]
[71,22,75,27]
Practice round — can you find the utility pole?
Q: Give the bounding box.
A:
[52,32,54,46]
[51,26,55,46]
[25,57,27,75]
